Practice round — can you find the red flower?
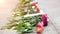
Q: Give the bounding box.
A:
[36,22,43,33]
[41,14,48,26]
[31,3,37,8]
[31,3,40,11]
[36,27,43,33]
[37,8,40,11]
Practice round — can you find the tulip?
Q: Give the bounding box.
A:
[31,3,40,11]
[36,21,43,34]
[41,14,48,26]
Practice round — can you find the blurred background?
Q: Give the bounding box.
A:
[0,0,60,34]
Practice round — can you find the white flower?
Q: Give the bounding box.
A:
[32,6,35,8]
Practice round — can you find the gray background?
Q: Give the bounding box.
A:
[36,0,60,34]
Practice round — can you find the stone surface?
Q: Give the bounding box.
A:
[36,0,60,34]
[42,20,58,34]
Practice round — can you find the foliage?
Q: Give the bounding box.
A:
[0,0,40,34]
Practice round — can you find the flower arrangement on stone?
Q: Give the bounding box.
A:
[0,0,41,34]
